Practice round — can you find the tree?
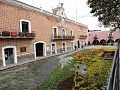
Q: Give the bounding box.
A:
[87,0,120,29]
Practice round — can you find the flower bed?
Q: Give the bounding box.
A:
[57,47,116,90]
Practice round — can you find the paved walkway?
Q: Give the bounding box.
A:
[0,45,115,71]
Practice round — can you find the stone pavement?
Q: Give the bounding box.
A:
[0,45,114,71]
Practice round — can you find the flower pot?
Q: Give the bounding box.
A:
[2,31,10,36]
[25,33,31,37]
[11,32,17,37]
[19,32,25,37]
[31,33,35,37]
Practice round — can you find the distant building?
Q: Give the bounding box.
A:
[0,0,88,66]
[88,30,120,45]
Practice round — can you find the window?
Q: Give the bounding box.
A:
[20,20,31,33]
[62,28,66,36]
[53,28,57,36]
[20,47,26,53]
[22,21,29,32]
[70,30,73,36]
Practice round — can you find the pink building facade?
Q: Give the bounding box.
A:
[88,30,120,45]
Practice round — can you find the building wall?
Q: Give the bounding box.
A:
[88,30,120,45]
[0,2,88,66]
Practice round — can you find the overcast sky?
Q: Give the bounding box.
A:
[18,0,109,30]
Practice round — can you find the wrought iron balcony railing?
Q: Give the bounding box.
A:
[52,35,75,40]
[0,31,35,39]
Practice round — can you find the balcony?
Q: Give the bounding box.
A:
[0,31,35,39]
[52,35,75,40]
[79,35,87,39]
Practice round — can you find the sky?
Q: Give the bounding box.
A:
[18,0,109,30]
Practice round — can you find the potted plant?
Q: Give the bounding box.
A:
[19,32,25,37]
[2,31,10,36]
[31,32,35,37]
[25,32,31,37]
[11,32,17,37]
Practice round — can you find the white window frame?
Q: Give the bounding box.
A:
[52,26,58,38]
[2,46,17,66]
[62,28,66,36]
[62,42,67,52]
[34,41,46,59]
[20,19,31,33]
[51,42,57,54]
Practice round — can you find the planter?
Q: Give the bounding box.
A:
[25,33,31,37]
[11,32,17,37]
[31,33,35,37]
[2,31,10,36]
[19,32,25,37]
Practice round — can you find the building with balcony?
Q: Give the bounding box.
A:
[0,0,88,67]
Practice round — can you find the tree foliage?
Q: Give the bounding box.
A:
[87,0,120,29]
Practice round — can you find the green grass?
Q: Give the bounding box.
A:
[39,57,76,90]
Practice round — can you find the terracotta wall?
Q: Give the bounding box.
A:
[0,2,88,58]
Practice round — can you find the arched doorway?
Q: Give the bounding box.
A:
[107,39,114,45]
[92,40,99,45]
[2,46,17,66]
[100,39,106,45]
[88,41,90,45]
[115,39,119,43]
[77,40,80,48]
[34,41,46,59]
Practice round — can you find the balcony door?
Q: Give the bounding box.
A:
[20,19,31,33]
[62,29,66,38]
[52,27,58,39]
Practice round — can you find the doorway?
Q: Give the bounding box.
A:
[62,42,66,52]
[71,41,74,50]
[77,40,80,48]
[4,48,14,65]
[2,46,17,66]
[36,43,43,57]
[51,43,57,54]
[34,41,46,59]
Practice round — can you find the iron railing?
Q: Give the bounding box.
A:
[107,44,119,90]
